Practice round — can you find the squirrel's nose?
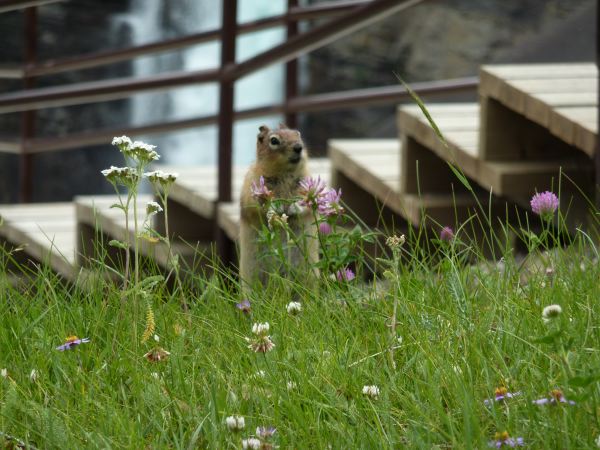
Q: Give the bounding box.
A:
[293,143,303,154]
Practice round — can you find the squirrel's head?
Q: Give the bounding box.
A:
[256,124,306,174]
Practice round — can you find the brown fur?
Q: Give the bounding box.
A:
[239,124,319,292]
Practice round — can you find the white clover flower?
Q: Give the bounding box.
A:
[286,301,302,315]
[362,385,380,398]
[254,370,266,378]
[542,304,562,323]
[29,369,38,382]
[154,334,160,342]
[146,201,163,217]
[225,415,245,431]
[0,368,7,378]
[286,381,297,390]
[150,372,160,380]
[242,438,261,449]
[252,322,270,335]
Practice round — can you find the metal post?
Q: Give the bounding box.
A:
[285,0,298,129]
[216,0,237,264]
[19,6,36,202]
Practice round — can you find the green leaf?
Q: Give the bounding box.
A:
[447,163,473,192]
[108,240,128,250]
[110,203,125,211]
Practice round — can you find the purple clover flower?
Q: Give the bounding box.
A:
[336,267,355,282]
[56,336,90,351]
[530,191,559,218]
[251,176,273,201]
[318,187,344,216]
[318,222,332,235]
[483,387,521,405]
[488,432,524,448]
[533,389,576,405]
[440,226,454,242]
[236,299,251,314]
[298,176,328,209]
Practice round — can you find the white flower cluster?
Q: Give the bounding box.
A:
[266,208,289,230]
[362,385,380,398]
[252,322,270,335]
[146,201,163,217]
[101,166,139,184]
[247,323,275,353]
[225,415,245,431]
[111,136,160,162]
[0,368,7,378]
[542,304,562,323]
[242,438,261,449]
[144,170,179,186]
[286,301,302,315]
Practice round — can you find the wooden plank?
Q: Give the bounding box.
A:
[0,202,77,279]
[481,63,597,80]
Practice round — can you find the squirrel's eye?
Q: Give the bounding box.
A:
[270,137,280,146]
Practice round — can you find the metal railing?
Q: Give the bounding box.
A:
[0,0,481,256]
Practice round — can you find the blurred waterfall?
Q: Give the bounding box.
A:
[115,0,286,165]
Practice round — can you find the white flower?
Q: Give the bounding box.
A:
[146,201,163,217]
[286,381,297,390]
[154,334,160,342]
[595,434,600,448]
[254,370,266,378]
[151,372,160,380]
[286,301,302,315]
[362,385,380,398]
[542,304,562,323]
[29,369,38,382]
[242,437,261,449]
[252,322,270,335]
[225,415,245,431]
[0,368,7,378]
[111,135,132,148]
[144,170,178,185]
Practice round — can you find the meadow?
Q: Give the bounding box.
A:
[0,136,599,449]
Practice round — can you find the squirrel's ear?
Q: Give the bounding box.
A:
[278,122,289,129]
[258,125,270,142]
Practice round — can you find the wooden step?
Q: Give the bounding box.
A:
[217,158,332,241]
[327,139,478,227]
[75,195,207,270]
[397,103,592,201]
[479,63,597,158]
[0,202,78,281]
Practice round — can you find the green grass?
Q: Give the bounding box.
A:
[0,228,599,449]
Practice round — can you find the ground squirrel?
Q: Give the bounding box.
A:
[239,124,319,292]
